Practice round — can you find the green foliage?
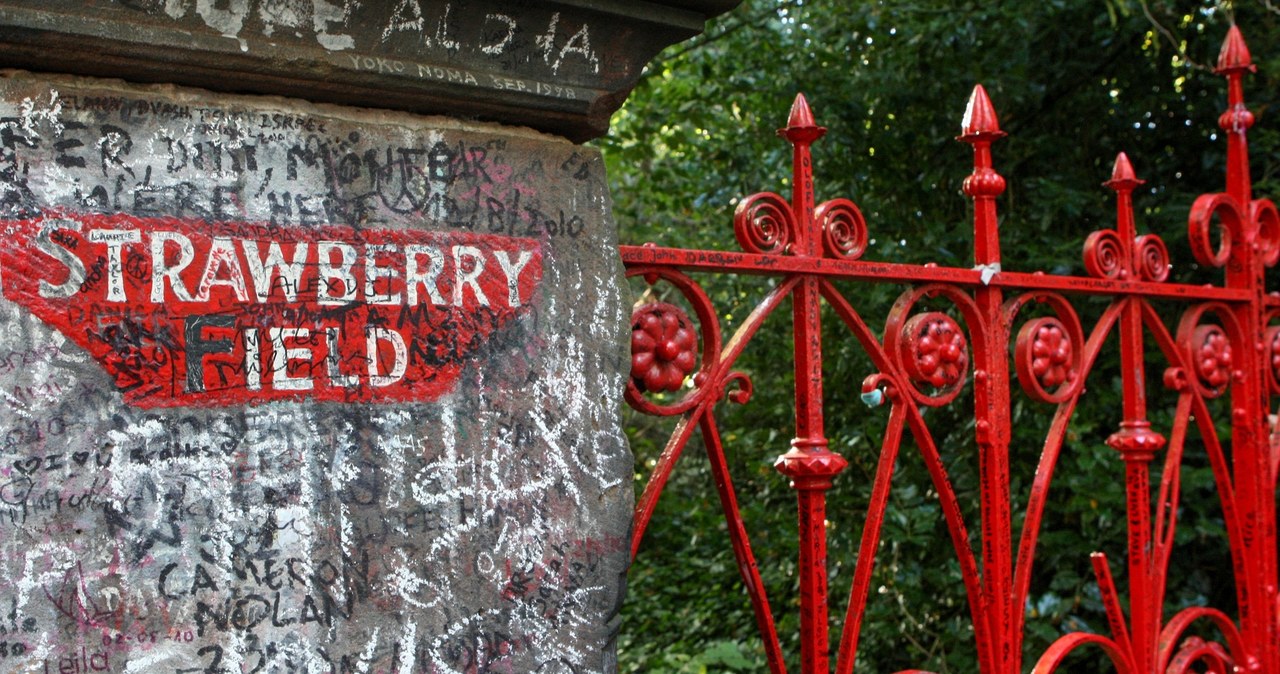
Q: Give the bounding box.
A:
[598,1,1279,672]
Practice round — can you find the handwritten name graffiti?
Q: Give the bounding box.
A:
[336,55,584,101]
[0,93,600,235]
[0,212,542,407]
[108,1,601,77]
[0,79,625,674]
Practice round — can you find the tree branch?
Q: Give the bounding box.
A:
[1137,0,1214,72]
[640,0,806,79]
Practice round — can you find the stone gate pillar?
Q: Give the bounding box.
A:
[0,2,736,671]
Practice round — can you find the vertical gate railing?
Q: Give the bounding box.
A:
[622,26,1279,674]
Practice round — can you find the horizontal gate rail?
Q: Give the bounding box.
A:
[623,25,1279,674]
[620,245,1257,301]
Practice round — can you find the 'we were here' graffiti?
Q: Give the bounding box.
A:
[0,211,542,407]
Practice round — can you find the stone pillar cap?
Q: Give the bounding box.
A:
[0,0,742,142]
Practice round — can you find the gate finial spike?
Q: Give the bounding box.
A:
[1105,152,1145,192]
[1216,25,1255,74]
[960,84,1005,140]
[780,93,827,144]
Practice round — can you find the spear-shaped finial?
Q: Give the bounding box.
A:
[1215,26,1255,203]
[960,84,1006,141]
[1105,152,1144,252]
[1216,24,1255,75]
[777,93,826,256]
[779,93,827,145]
[958,84,1006,267]
[1104,152,1145,193]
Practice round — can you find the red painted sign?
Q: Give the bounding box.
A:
[0,212,542,407]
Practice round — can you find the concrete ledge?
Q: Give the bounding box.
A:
[0,0,740,142]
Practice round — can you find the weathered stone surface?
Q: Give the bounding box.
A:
[0,71,631,673]
[0,0,740,142]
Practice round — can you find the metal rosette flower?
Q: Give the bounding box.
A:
[1175,304,1242,399]
[1191,325,1233,393]
[884,285,979,407]
[815,198,868,260]
[734,191,796,255]
[631,302,697,393]
[624,267,729,416]
[1008,293,1085,404]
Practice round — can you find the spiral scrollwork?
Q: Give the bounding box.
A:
[1134,233,1170,282]
[1188,193,1240,268]
[900,312,969,393]
[734,192,795,255]
[1189,324,1233,396]
[630,302,698,393]
[1250,198,1280,267]
[815,198,868,260]
[1082,229,1124,279]
[719,371,754,405]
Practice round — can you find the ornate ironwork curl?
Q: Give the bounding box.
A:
[624,267,724,416]
[1083,229,1125,279]
[1134,233,1170,282]
[1005,293,1086,404]
[1175,303,1244,399]
[884,285,982,407]
[1188,193,1242,268]
[734,192,795,255]
[1249,198,1280,267]
[718,371,754,406]
[815,198,868,260]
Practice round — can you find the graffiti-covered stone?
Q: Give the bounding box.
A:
[0,0,740,142]
[0,71,631,673]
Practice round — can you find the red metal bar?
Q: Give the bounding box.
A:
[1099,153,1167,674]
[618,244,1251,302]
[772,94,847,674]
[700,411,789,674]
[960,83,1014,674]
[834,391,907,674]
[1214,27,1280,674]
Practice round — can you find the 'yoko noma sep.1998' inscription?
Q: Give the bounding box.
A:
[0,211,542,407]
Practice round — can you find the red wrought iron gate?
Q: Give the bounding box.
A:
[623,26,1279,674]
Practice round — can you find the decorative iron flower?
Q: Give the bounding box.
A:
[630,302,698,393]
[1030,321,1072,388]
[905,313,968,389]
[1193,325,1232,390]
